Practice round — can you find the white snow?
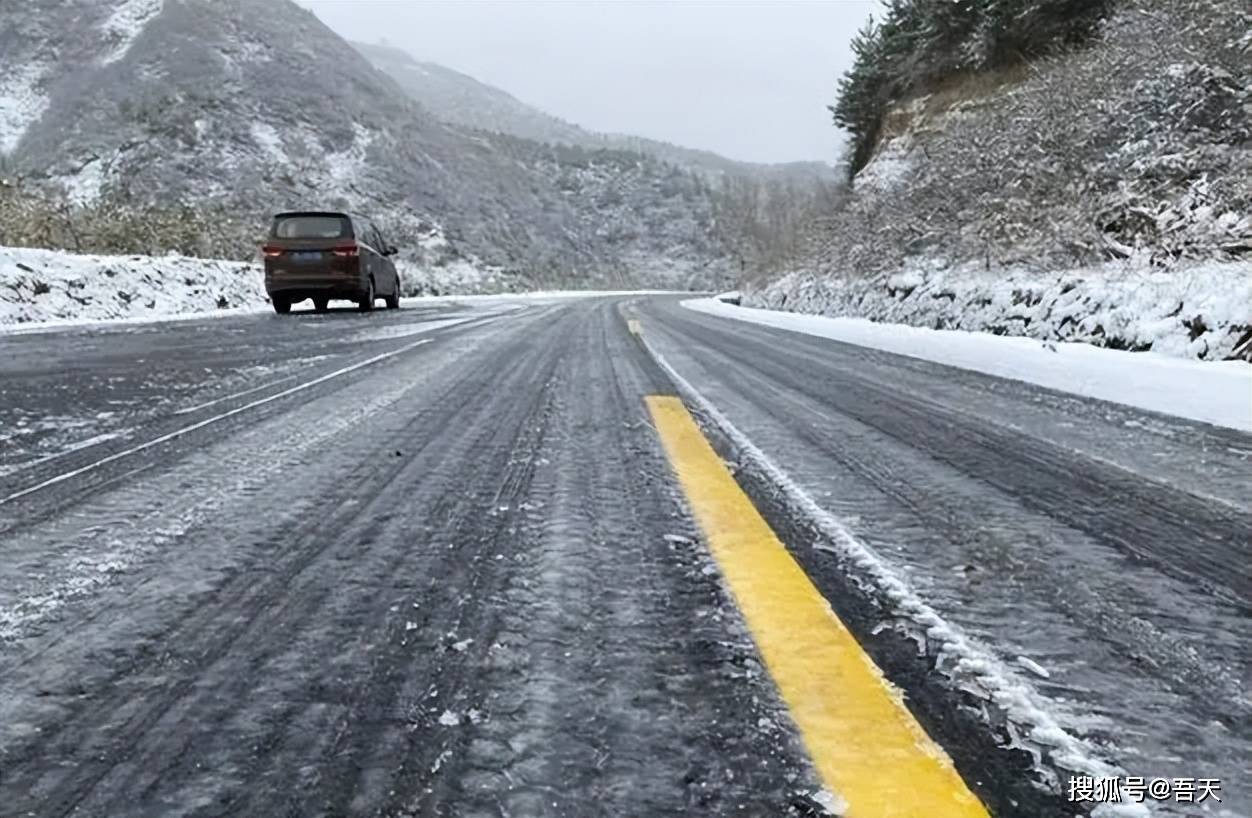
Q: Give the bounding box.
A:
[99,0,164,65]
[684,298,1252,432]
[855,137,915,193]
[0,245,268,328]
[437,709,461,726]
[750,259,1252,362]
[325,124,374,186]
[1,244,683,332]
[250,121,288,164]
[811,789,848,816]
[62,157,107,205]
[1016,656,1052,679]
[0,62,49,154]
[639,335,1148,811]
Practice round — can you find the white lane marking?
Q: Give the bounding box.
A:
[151,316,475,415]
[173,373,304,415]
[0,431,128,477]
[0,338,432,507]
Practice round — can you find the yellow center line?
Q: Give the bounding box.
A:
[646,395,989,818]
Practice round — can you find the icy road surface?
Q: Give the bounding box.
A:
[0,296,1247,818]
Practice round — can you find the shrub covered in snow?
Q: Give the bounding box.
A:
[747,258,1252,361]
[834,0,1252,272]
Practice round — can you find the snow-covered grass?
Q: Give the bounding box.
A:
[0,62,49,155]
[685,298,1252,432]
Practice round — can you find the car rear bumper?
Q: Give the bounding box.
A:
[265,273,369,302]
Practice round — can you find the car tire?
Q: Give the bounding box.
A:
[359,278,375,312]
[313,297,329,313]
[272,297,291,315]
[385,283,400,310]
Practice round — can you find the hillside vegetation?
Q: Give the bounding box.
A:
[833,0,1113,175]
[743,0,1251,358]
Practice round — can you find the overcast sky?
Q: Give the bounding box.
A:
[295,0,877,165]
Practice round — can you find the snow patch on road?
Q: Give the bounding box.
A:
[684,298,1251,432]
[0,430,127,478]
[640,337,1148,812]
[0,62,49,154]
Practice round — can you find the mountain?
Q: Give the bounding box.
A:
[0,0,739,290]
[352,40,838,186]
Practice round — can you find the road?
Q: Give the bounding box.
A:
[0,295,1247,818]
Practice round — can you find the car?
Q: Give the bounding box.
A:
[261,211,402,314]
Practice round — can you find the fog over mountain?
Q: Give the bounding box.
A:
[296,0,875,165]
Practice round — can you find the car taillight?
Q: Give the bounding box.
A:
[261,245,283,257]
[331,242,359,257]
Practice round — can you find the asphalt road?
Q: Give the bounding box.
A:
[0,296,1247,818]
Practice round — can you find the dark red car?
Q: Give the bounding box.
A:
[261,211,402,314]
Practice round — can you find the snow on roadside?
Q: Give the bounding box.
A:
[684,298,1252,432]
[0,245,269,328]
[748,260,1252,362]
[0,244,682,332]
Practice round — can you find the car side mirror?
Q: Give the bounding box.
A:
[386,245,399,256]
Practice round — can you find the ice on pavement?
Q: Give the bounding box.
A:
[641,337,1145,804]
[683,298,1251,431]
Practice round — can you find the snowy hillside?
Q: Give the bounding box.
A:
[0,0,745,290]
[743,0,1252,359]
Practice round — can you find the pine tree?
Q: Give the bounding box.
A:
[832,0,1115,175]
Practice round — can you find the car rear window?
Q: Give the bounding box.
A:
[272,215,353,239]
